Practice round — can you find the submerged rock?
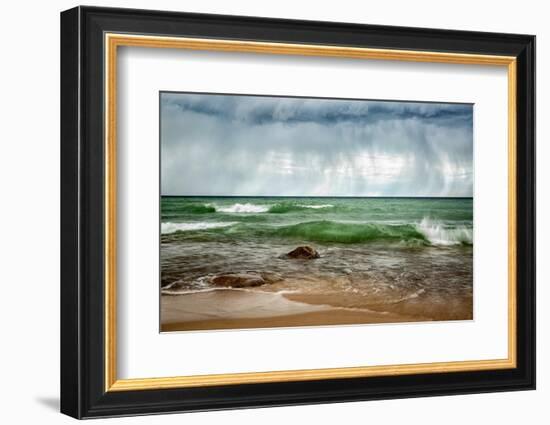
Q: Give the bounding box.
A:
[210,271,284,288]
[283,245,320,259]
[398,271,426,282]
[211,273,265,288]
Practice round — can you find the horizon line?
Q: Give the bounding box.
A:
[161,195,473,199]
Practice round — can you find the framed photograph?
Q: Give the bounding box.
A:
[60,6,535,419]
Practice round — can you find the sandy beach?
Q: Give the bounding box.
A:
[161,289,422,332]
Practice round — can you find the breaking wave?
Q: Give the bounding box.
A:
[161,218,472,246]
[163,203,216,214]
[161,221,236,234]
[416,217,472,246]
[271,220,428,244]
[166,201,337,215]
[267,202,335,213]
[216,203,269,213]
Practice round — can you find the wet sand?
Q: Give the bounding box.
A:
[161,289,421,332]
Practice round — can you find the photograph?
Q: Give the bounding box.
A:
[159,92,474,332]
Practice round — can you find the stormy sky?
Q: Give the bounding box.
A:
[160,92,473,197]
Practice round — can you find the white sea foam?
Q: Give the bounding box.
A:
[217,203,269,213]
[298,204,334,209]
[416,217,472,246]
[161,222,236,234]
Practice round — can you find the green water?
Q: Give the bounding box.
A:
[161,197,473,246]
[160,197,473,320]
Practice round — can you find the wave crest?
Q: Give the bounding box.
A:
[161,217,473,246]
[268,202,334,214]
[301,204,334,209]
[217,203,269,213]
[161,222,236,234]
[272,220,427,244]
[164,203,216,214]
[416,217,472,246]
[167,201,337,215]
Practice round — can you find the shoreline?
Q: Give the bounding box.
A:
[160,289,423,332]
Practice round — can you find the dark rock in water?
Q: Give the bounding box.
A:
[284,246,320,259]
[211,273,266,288]
[210,271,284,288]
[399,271,426,282]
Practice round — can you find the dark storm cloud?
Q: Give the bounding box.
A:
[160,92,473,197]
[162,92,471,126]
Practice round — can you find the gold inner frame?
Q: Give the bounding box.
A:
[104,33,517,392]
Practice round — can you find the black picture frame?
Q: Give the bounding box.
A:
[61,5,535,419]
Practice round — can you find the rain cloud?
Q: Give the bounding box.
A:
[161,92,473,197]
